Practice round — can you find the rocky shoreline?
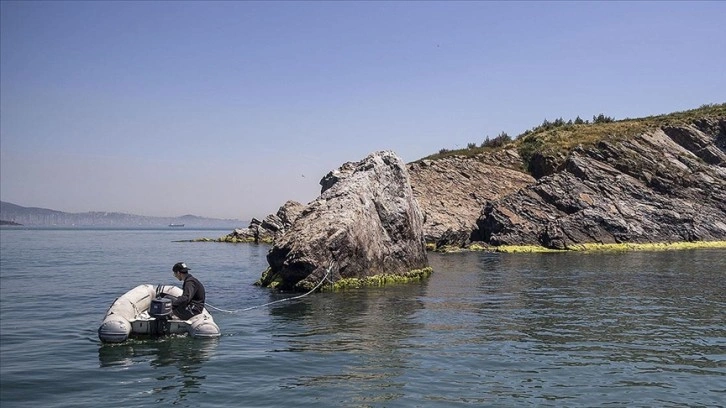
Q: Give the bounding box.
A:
[194,105,725,290]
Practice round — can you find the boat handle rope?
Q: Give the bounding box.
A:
[204,261,336,314]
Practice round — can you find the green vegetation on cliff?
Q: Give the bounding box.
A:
[423,103,726,170]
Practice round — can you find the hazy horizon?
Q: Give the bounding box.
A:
[0,199,243,220]
[2,1,725,220]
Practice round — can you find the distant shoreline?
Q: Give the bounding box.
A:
[0,201,244,229]
[0,225,238,231]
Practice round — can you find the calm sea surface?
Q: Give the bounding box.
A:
[0,227,724,407]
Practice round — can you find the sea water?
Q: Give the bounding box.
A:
[0,227,724,407]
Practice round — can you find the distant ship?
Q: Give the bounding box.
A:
[168,223,185,227]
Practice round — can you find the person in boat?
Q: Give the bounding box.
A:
[168,262,206,320]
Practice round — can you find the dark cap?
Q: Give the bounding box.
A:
[172,262,190,273]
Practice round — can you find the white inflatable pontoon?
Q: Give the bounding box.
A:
[98,284,220,343]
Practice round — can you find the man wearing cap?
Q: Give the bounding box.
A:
[170,262,206,320]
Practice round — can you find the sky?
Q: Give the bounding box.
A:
[1,1,725,220]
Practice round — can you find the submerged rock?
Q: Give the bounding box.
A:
[258,150,429,291]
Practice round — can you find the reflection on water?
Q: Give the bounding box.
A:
[412,251,726,406]
[269,283,428,402]
[98,337,218,404]
[263,250,724,404]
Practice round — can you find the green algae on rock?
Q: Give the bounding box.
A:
[466,240,726,253]
[323,267,433,291]
[572,241,726,252]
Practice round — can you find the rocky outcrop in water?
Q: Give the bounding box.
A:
[475,118,726,248]
[257,151,429,291]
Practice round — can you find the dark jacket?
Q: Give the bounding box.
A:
[172,273,205,316]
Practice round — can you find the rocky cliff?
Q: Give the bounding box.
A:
[408,151,534,248]
[476,119,726,248]
[407,105,726,249]
[229,105,724,258]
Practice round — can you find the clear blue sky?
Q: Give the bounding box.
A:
[2,1,724,220]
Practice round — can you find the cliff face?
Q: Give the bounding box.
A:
[475,119,726,248]
[407,150,534,247]
[408,108,726,249]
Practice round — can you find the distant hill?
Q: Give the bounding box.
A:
[0,201,244,228]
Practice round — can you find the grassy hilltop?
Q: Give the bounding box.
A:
[423,103,726,172]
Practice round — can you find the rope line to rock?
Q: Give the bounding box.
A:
[205,262,335,314]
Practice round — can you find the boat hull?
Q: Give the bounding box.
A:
[98,284,220,343]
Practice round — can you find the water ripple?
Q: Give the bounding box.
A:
[1,230,725,407]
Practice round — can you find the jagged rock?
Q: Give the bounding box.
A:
[529,150,567,179]
[320,161,357,193]
[261,214,283,233]
[662,124,725,166]
[407,151,534,248]
[222,201,304,243]
[258,151,429,291]
[475,120,726,248]
[276,200,305,227]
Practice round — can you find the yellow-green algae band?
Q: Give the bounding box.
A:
[571,241,726,252]
[257,267,434,291]
[431,243,562,253]
[323,267,433,291]
[468,241,726,253]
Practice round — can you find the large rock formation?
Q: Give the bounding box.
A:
[475,118,726,248]
[257,151,429,291]
[407,150,534,248]
[229,106,724,254]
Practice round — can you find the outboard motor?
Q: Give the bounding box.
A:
[150,297,173,318]
[150,297,173,335]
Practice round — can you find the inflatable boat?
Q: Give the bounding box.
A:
[98,284,220,343]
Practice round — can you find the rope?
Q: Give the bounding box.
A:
[205,262,335,314]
